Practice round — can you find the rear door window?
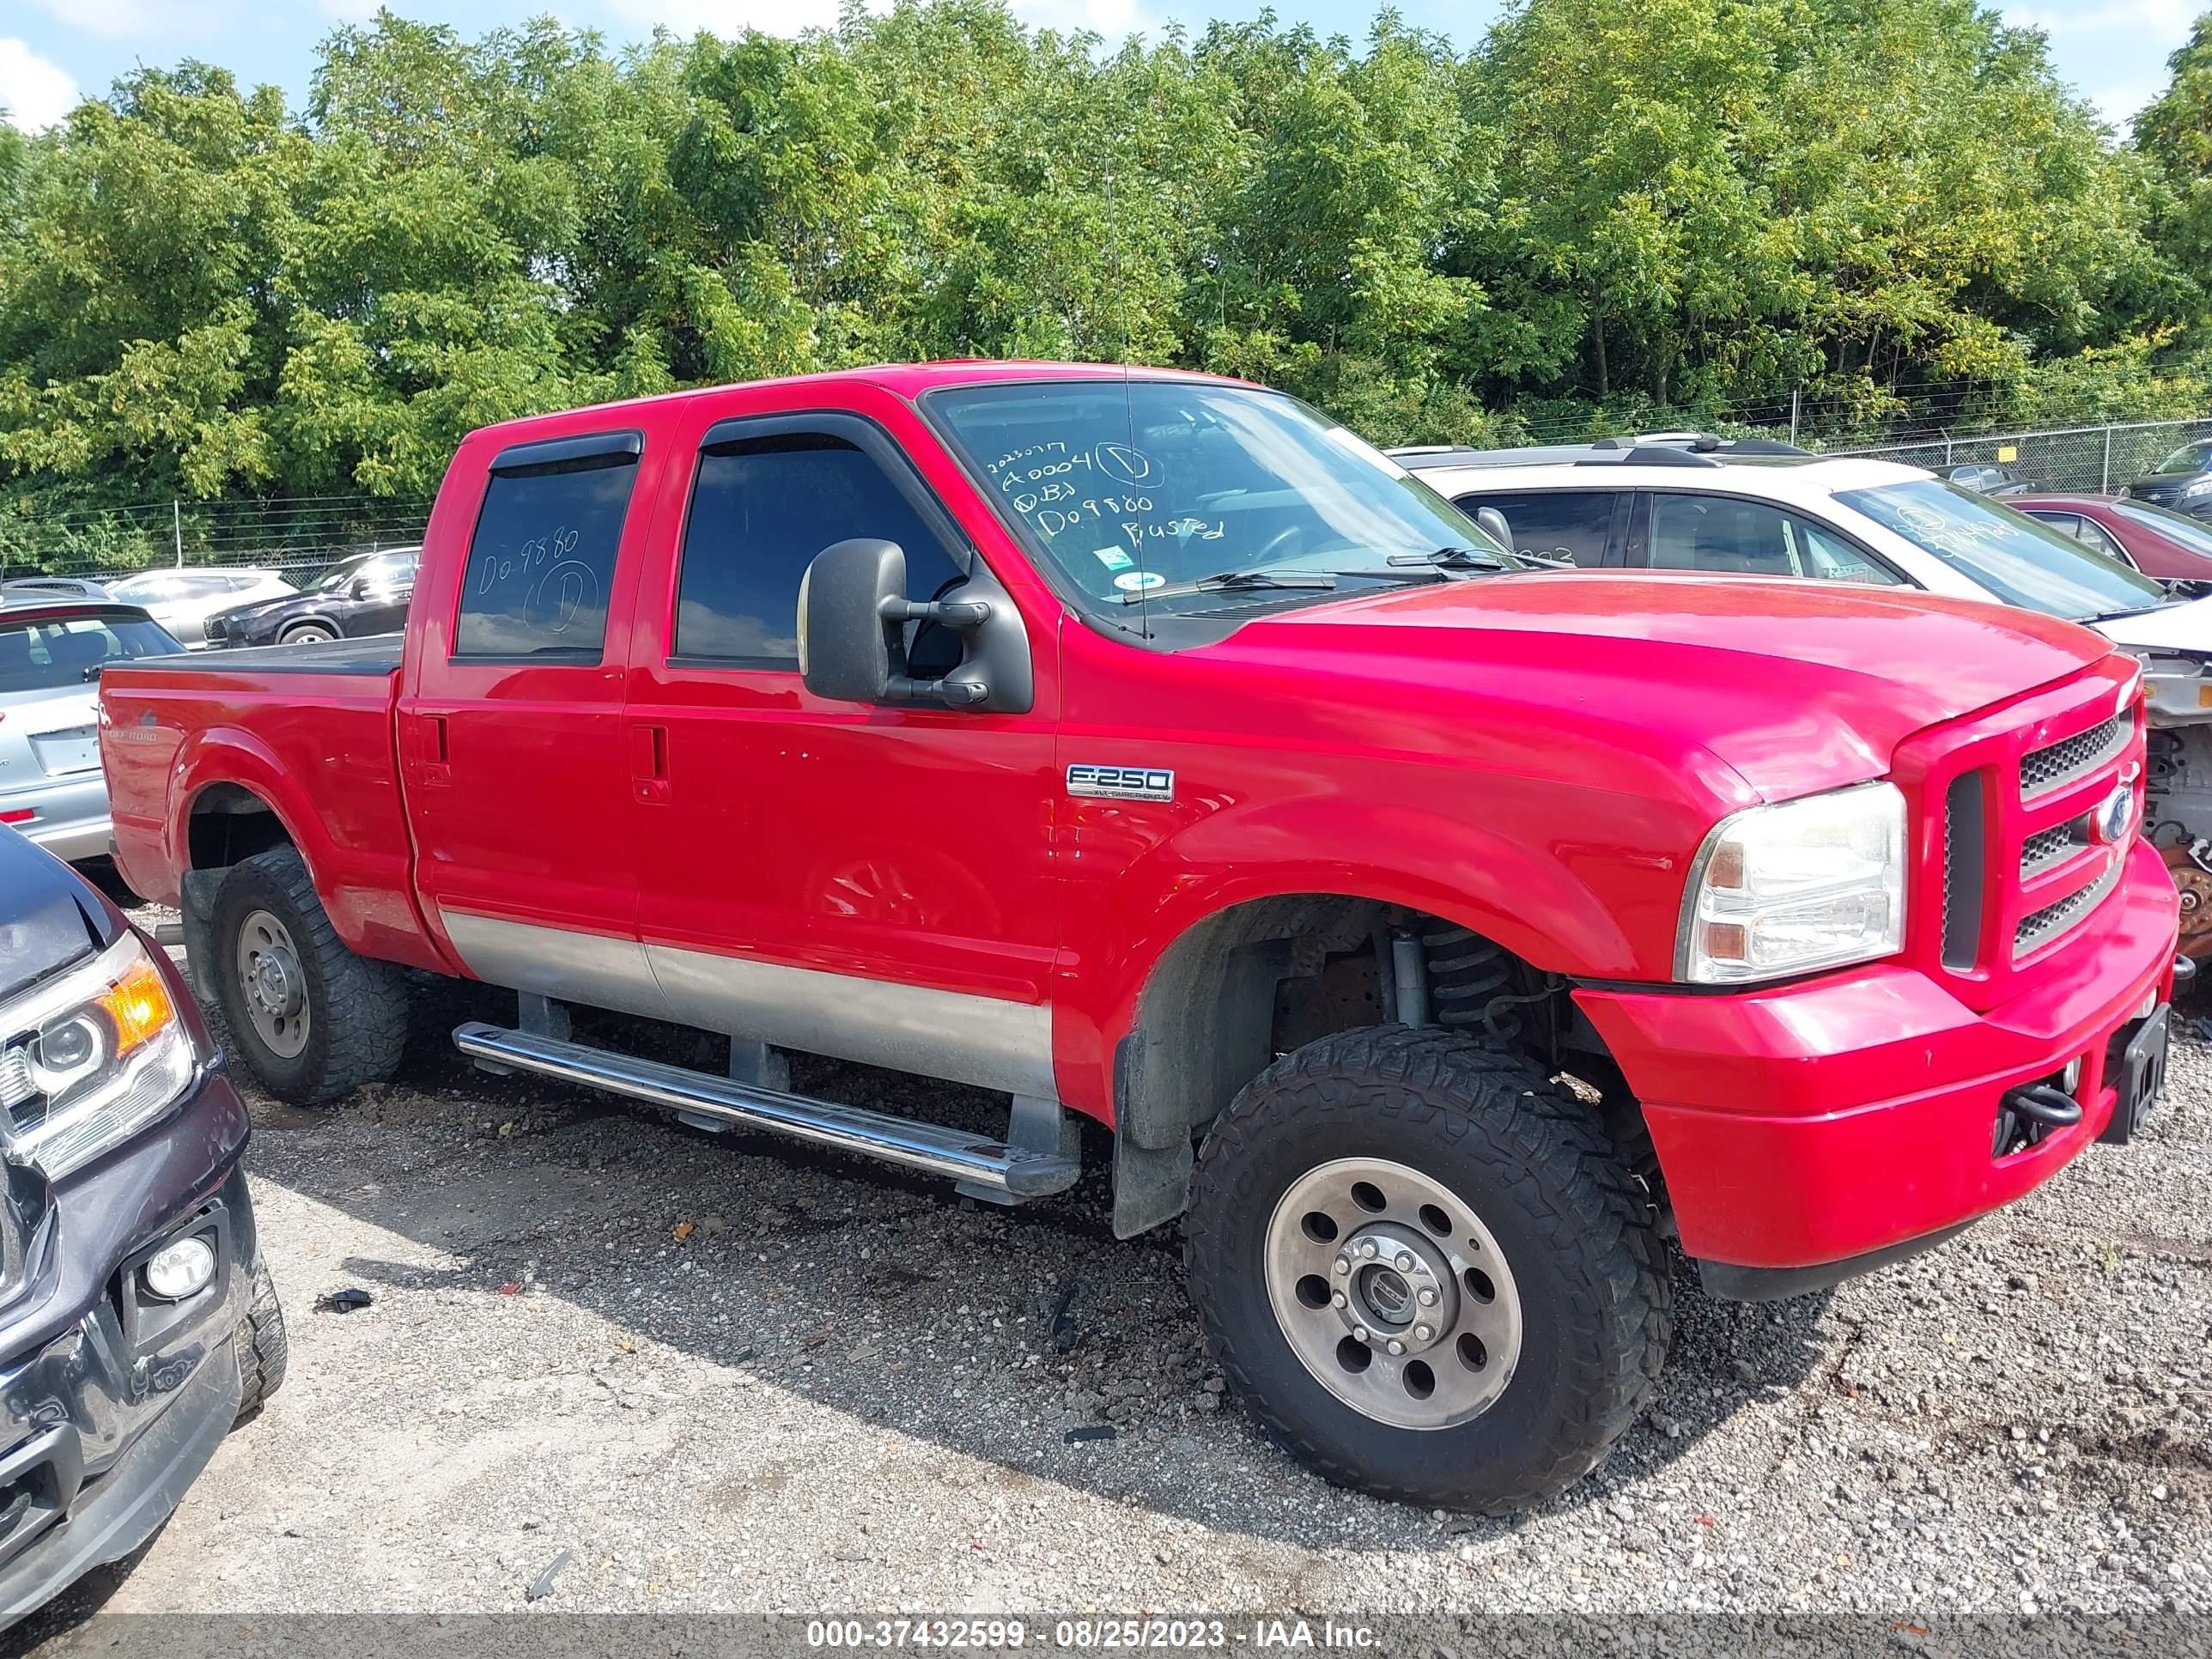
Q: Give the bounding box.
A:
[1646,494,1902,585]
[1451,491,1620,567]
[456,436,641,659]
[0,614,180,691]
[674,432,963,667]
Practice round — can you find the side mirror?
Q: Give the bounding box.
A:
[799,538,902,704]
[348,578,372,599]
[1474,506,1515,556]
[799,538,1034,714]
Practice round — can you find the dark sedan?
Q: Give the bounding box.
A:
[0,832,285,1630]
[2011,493,2212,581]
[2119,437,2212,520]
[204,547,418,648]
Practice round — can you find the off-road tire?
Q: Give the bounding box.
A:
[233,1260,289,1423]
[209,846,410,1104]
[1185,1024,1670,1512]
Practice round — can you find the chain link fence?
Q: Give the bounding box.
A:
[1830,416,2212,493]
[5,412,2209,586]
[0,495,432,585]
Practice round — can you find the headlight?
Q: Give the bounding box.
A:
[1676,782,1906,984]
[0,932,196,1177]
[2185,478,2212,500]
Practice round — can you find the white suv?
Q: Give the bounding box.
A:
[1397,437,2212,949]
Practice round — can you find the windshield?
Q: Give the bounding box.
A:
[2154,441,2212,475]
[926,380,1518,609]
[2114,500,2212,556]
[312,555,375,591]
[0,613,182,692]
[1835,479,2166,620]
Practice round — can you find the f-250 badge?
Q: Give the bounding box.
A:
[1066,764,1175,802]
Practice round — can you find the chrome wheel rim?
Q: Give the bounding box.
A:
[235,908,310,1059]
[1263,1156,1524,1430]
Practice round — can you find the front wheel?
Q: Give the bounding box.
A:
[1185,1026,1669,1512]
[208,847,410,1103]
[279,623,337,646]
[233,1260,289,1423]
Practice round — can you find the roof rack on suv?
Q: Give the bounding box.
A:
[1389,432,1816,471]
[1626,432,1815,457]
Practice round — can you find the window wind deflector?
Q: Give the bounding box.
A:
[489,430,644,477]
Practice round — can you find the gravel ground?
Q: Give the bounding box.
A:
[15,900,2212,1644]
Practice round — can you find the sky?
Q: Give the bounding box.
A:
[0,0,2194,141]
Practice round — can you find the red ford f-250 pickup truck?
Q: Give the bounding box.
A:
[100,362,2180,1512]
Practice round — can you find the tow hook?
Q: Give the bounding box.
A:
[1995,1081,2082,1158]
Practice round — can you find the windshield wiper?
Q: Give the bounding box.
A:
[1118,568,1339,605]
[2087,597,2180,623]
[1386,544,1515,573]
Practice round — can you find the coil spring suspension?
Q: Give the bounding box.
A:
[1420,924,1518,1036]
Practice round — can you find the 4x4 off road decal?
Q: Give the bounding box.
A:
[1066,764,1175,802]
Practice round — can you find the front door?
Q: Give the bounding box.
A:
[401,428,665,1014]
[622,405,1062,1096]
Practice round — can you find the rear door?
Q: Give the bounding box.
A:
[399,428,665,1010]
[1629,490,1908,586]
[617,398,1063,1094]
[346,550,419,636]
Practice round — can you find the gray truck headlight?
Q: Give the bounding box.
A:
[0,933,195,1177]
[1676,782,1906,984]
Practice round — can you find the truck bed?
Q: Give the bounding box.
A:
[98,634,444,971]
[134,635,404,677]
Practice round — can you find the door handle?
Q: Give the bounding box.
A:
[412,714,451,788]
[632,723,671,805]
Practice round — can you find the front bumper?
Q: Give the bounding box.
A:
[0,1073,254,1628]
[1577,838,2179,1282]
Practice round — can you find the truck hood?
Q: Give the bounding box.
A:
[0,830,116,1004]
[1231,573,2112,800]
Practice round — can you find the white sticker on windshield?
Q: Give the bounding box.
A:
[1114,570,1165,592]
[1093,548,1135,572]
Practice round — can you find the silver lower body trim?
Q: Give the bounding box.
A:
[435,909,1056,1098]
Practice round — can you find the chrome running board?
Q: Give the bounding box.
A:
[451,1022,1081,1200]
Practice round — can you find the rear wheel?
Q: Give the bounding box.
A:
[208,847,410,1103]
[1185,1025,1669,1512]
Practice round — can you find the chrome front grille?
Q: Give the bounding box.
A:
[2021,716,2124,799]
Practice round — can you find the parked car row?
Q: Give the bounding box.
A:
[0,550,419,652]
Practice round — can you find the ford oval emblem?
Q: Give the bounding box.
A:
[2092,781,2136,846]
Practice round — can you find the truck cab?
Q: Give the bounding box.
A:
[100,362,2181,1516]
